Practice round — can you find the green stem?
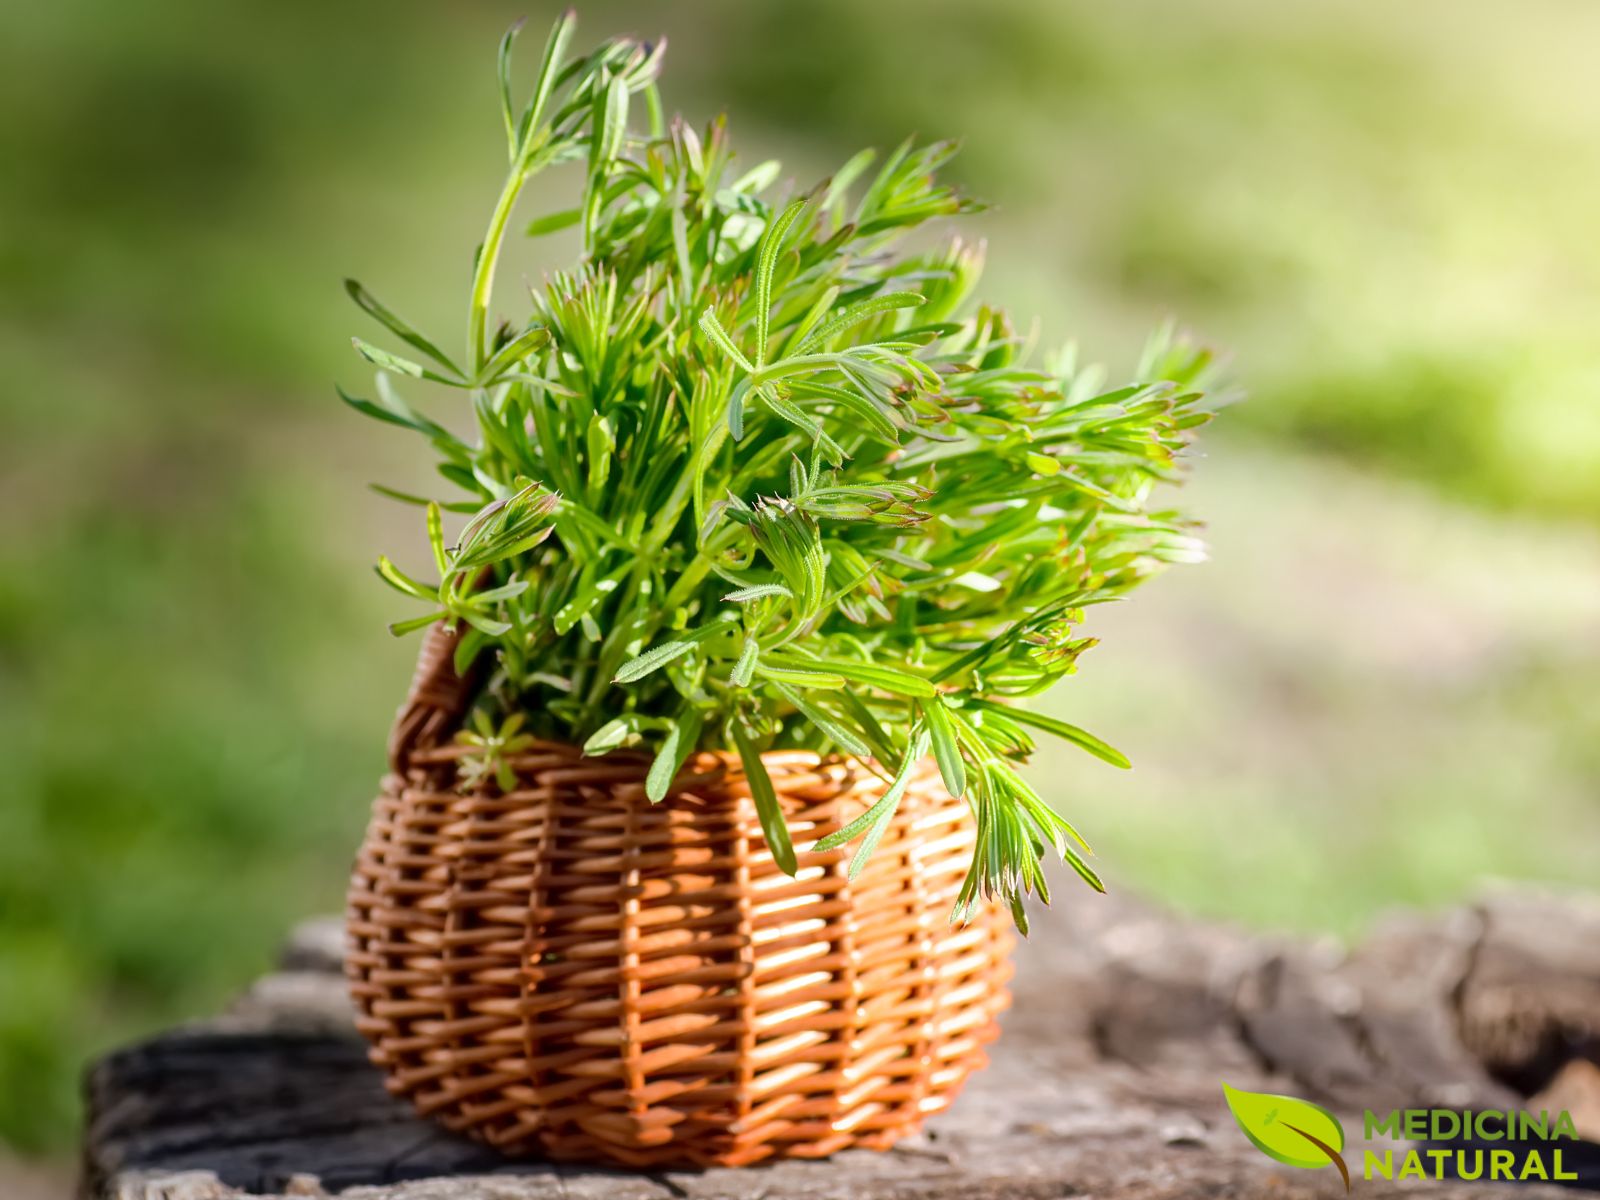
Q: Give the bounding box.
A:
[660,552,716,613]
[467,166,531,376]
[469,134,571,377]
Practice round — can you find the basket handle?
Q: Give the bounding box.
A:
[387,622,479,774]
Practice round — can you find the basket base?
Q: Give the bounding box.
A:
[348,737,1014,1167]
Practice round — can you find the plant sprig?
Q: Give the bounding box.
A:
[343,15,1221,929]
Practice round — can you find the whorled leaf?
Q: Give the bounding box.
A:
[341,12,1219,932]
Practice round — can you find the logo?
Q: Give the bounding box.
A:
[1223,1082,1350,1191]
[1222,1083,1582,1188]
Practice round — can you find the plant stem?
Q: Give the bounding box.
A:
[468,157,537,377]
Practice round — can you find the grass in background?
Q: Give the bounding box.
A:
[705,0,1600,517]
[1039,440,1600,938]
[2,0,1598,1153]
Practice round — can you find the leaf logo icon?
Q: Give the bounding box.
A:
[1222,1082,1350,1192]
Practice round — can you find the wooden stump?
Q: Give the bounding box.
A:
[82,885,1600,1199]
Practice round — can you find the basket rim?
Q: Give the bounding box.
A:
[397,735,924,805]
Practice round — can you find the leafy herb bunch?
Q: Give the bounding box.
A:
[344,14,1218,931]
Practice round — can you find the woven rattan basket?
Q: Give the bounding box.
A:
[346,625,1014,1167]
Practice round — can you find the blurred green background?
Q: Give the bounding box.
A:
[3,0,1599,1173]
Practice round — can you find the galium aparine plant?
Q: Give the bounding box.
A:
[342,13,1220,932]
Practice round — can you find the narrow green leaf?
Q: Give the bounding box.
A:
[460,610,513,636]
[585,413,614,491]
[338,386,415,433]
[467,579,530,604]
[753,198,808,367]
[730,635,759,687]
[375,556,438,602]
[388,612,445,636]
[734,725,797,875]
[351,338,462,386]
[370,483,474,511]
[723,583,792,603]
[478,325,551,384]
[425,502,449,577]
[815,729,928,852]
[497,19,525,158]
[782,284,840,354]
[372,376,470,451]
[787,380,900,443]
[450,627,485,675]
[646,709,703,802]
[923,696,967,798]
[613,624,721,684]
[1009,893,1030,936]
[798,291,924,354]
[846,806,895,881]
[553,566,624,636]
[1060,842,1106,893]
[596,70,629,164]
[824,147,875,212]
[582,70,630,243]
[976,702,1131,769]
[583,716,635,755]
[758,388,847,463]
[525,207,581,237]
[755,664,847,689]
[997,763,1093,856]
[344,280,464,377]
[521,9,577,151]
[613,639,697,683]
[771,682,870,757]
[775,656,935,698]
[698,309,753,373]
[834,688,899,766]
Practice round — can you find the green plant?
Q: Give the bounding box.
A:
[341,13,1217,931]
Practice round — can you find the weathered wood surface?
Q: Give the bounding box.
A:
[84,885,1600,1199]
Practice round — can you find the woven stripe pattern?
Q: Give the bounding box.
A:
[346,628,1014,1168]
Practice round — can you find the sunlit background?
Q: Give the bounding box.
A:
[4,0,1599,1187]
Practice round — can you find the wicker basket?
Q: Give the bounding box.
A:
[346,626,1014,1167]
